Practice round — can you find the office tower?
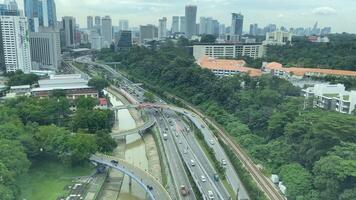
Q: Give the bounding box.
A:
[231,13,244,36]
[101,16,112,47]
[62,16,76,47]
[180,16,186,33]
[140,24,157,44]
[29,27,61,71]
[4,0,18,11]
[219,24,226,35]
[24,0,57,32]
[185,5,197,38]
[119,19,129,31]
[117,30,132,51]
[87,16,93,29]
[0,16,32,73]
[171,16,179,33]
[94,16,101,26]
[90,31,102,50]
[0,2,19,15]
[199,17,207,35]
[249,23,258,35]
[158,17,167,39]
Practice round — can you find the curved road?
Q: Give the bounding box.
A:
[90,154,172,200]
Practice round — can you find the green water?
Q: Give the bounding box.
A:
[18,160,92,200]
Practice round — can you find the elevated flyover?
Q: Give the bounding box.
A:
[90,154,172,200]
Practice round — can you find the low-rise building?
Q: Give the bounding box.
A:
[262,62,356,79]
[263,30,293,45]
[197,56,262,77]
[303,84,356,114]
[193,43,265,60]
[9,85,31,96]
[31,74,98,99]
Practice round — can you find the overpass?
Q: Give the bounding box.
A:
[90,154,171,200]
[111,115,156,138]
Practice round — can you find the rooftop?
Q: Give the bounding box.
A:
[197,56,262,77]
[265,62,356,77]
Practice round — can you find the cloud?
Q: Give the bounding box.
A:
[312,6,336,16]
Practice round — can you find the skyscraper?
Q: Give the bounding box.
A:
[62,16,76,47]
[117,30,132,51]
[94,16,101,26]
[185,5,197,38]
[231,13,244,36]
[0,16,32,73]
[171,16,179,33]
[24,0,57,32]
[101,16,112,47]
[4,0,18,11]
[180,16,186,33]
[119,19,129,31]
[158,17,167,39]
[87,16,93,29]
[0,0,20,15]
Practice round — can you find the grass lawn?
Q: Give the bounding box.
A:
[18,160,93,200]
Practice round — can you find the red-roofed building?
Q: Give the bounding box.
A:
[97,98,108,109]
[197,56,262,77]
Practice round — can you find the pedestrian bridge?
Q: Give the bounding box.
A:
[90,154,171,200]
[111,116,156,138]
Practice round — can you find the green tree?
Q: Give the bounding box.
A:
[75,96,97,110]
[200,34,217,43]
[280,164,312,200]
[0,139,30,177]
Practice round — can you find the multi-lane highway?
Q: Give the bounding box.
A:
[75,55,285,200]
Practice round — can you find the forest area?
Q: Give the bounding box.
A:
[98,39,356,200]
[0,94,116,200]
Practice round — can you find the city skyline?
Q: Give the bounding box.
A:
[14,0,356,33]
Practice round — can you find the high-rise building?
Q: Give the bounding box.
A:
[231,13,244,36]
[219,24,226,36]
[185,5,197,38]
[94,16,101,26]
[171,16,179,33]
[29,27,61,71]
[101,16,112,47]
[119,19,129,31]
[180,16,186,33]
[0,16,32,73]
[0,0,20,15]
[24,0,57,32]
[90,31,103,50]
[249,23,258,35]
[140,24,157,44]
[158,17,167,39]
[62,16,76,48]
[117,30,132,51]
[4,0,18,11]
[87,16,93,29]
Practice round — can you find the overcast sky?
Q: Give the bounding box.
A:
[16,0,356,33]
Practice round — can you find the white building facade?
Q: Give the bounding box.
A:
[193,44,265,60]
[101,16,112,48]
[158,17,167,39]
[263,30,293,45]
[0,16,32,73]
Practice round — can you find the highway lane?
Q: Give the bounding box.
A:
[152,110,196,200]
[163,110,231,200]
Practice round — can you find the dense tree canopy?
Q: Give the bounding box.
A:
[98,40,356,200]
[5,70,39,86]
[266,34,356,71]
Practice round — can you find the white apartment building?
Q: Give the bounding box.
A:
[0,15,32,73]
[193,44,265,60]
[101,16,112,48]
[303,84,356,114]
[263,30,293,45]
[89,31,103,50]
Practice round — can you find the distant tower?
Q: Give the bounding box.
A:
[185,5,197,38]
[62,16,76,47]
[119,19,129,31]
[101,16,112,47]
[87,16,93,29]
[171,16,179,33]
[180,16,186,33]
[231,13,244,36]
[158,17,167,39]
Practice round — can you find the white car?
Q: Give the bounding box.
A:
[201,175,206,182]
[209,139,215,145]
[190,159,195,166]
[208,191,214,199]
[221,159,227,166]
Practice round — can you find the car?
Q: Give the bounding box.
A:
[210,139,215,145]
[110,160,118,165]
[213,174,219,182]
[221,159,227,166]
[178,140,182,144]
[190,159,195,166]
[201,125,205,128]
[201,175,206,182]
[208,190,214,199]
[183,149,188,154]
[147,185,153,191]
[180,185,189,196]
[176,133,179,137]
